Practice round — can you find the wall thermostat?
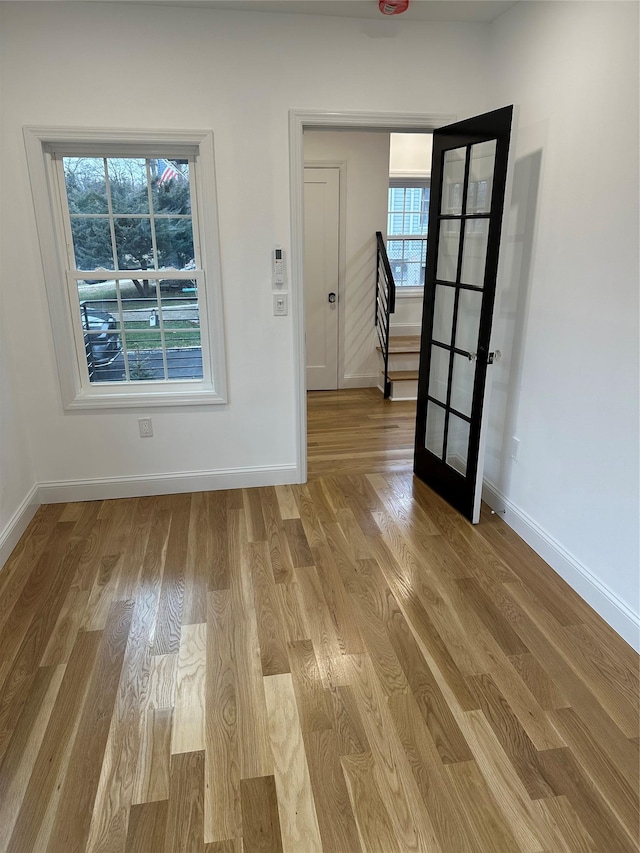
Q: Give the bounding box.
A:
[272,247,285,287]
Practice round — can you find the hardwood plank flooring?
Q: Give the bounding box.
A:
[306,388,416,478]
[0,388,637,851]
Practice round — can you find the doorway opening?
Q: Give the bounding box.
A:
[290,110,455,482]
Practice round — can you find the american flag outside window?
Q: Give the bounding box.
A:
[157,158,180,184]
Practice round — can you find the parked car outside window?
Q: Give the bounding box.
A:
[81,305,121,370]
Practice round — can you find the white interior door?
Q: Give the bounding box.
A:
[304,167,340,390]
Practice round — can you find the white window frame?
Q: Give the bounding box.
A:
[387,178,430,297]
[24,127,227,410]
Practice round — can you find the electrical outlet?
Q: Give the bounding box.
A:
[511,436,520,461]
[138,417,153,438]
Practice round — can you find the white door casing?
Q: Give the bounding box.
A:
[290,110,457,482]
[304,167,340,390]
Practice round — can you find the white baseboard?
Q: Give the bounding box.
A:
[37,464,300,504]
[376,380,417,402]
[390,378,418,401]
[483,481,640,653]
[390,323,422,337]
[0,485,40,572]
[341,374,379,389]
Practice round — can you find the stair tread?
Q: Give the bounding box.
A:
[377,335,421,354]
[386,370,419,381]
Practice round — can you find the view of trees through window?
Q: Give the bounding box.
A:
[64,157,194,292]
[61,156,203,383]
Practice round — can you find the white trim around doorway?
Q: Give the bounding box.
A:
[289,109,456,482]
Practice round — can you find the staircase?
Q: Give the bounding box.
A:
[376,334,421,400]
[375,231,421,401]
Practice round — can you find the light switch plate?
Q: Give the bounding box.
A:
[273,293,288,316]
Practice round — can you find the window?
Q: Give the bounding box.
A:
[387,180,430,288]
[24,128,227,409]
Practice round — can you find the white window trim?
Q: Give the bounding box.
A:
[24,126,227,410]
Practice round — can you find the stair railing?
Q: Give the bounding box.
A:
[375,231,396,399]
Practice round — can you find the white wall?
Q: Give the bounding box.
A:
[303,131,390,386]
[485,1,639,645]
[389,132,433,178]
[0,299,38,562]
[0,1,488,506]
[388,133,434,334]
[0,3,38,562]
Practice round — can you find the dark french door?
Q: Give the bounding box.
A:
[414,106,513,523]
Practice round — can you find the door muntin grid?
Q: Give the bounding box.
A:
[424,141,497,476]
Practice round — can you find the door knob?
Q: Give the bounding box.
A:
[488,349,502,364]
[467,352,477,362]
[328,292,336,304]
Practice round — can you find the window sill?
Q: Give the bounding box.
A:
[64,384,227,411]
[395,286,424,298]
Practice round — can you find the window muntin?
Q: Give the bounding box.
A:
[75,277,203,383]
[56,154,207,387]
[387,181,430,288]
[63,156,194,271]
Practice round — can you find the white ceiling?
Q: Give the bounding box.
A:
[74,0,519,24]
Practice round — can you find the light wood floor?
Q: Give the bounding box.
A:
[0,388,638,852]
[306,388,417,479]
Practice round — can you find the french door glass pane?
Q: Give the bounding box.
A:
[455,289,482,353]
[428,345,450,404]
[467,141,496,214]
[460,219,489,287]
[446,414,470,475]
[432,285,455,345]
[450,353,474,418]
[441,148,465,215]
[425,401,446,458]
[436,220,460,281]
